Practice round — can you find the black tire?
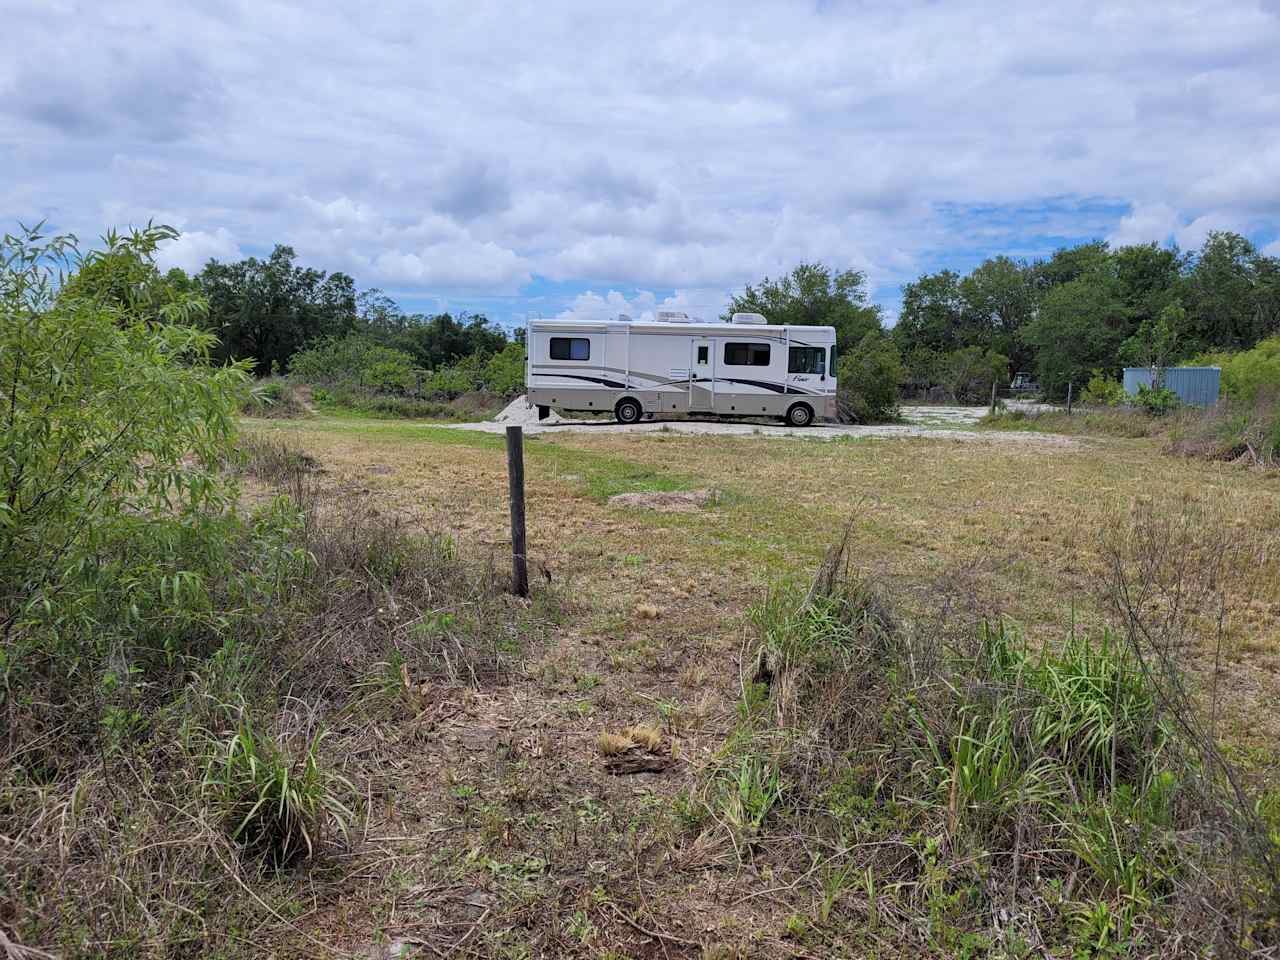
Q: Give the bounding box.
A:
[785,402,814,427]
[615,398,643,424]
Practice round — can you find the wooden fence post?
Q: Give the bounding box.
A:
[989,380,998,417]
[505,426,529,598]
[1066,381,1074,415]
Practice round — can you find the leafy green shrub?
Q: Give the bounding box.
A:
[939,346,1009,403]
[837,331,902,423]
[1135,383,1181,416]
[1080,370,1127,406]
[289,334,419,393]
[424,354,482,397]
[480,341,528,397]
[422,344,527,399]
[241,376,310,418]
[1213,336,1280,404]
[1,225,255,674]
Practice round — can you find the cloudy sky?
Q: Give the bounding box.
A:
[4,1,1279,328]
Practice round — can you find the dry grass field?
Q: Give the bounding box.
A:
[231,414,1280,957]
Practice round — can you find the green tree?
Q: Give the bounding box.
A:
[1183,232,1280,350]
[1,224,252,639]
[1122,301,1187,373]
[197,245,358,374]
[1113,243,1184,332]
[837,331,902,423]
[1020,274,1127,398]
[724,262,882,354]
[892,270,966,359]
[1031,241,1112,288]
[959,256,1037,369]
[393,312,508,370]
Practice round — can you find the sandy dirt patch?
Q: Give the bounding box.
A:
[607,488,720,511]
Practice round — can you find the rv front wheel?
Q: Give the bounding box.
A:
[785,402,814,427]
[615,398,643,424]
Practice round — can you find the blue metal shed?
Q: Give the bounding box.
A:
[1122,367,1220,407]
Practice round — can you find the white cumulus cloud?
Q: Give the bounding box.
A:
[156,228,243,273]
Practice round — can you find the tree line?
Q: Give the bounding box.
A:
[157,244,518,379]
[148,230,1280,412]
[726,231,1280,406]
[893,231,1280,400]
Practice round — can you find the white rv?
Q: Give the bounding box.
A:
[525,312,837,426]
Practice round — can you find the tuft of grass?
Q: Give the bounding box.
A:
[201,711,355,866]
[237,430,318,485]
[623,724,663,751]
[597,731,635,756]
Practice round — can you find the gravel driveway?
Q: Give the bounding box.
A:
[442,397,1071,445]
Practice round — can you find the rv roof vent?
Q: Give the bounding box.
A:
[656,310,691,323]
[731,312,767,325]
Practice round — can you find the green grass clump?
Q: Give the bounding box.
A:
[203,713,355,865]
[690,537,1276,955]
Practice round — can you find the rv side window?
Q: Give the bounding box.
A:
[724,342,771,366]
[788,346,826,374]
[549,337,590,361]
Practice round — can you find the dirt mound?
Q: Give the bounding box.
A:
[607,488,719,512]
[493,394,564,426]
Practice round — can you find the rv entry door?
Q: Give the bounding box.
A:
[690,338,715,413]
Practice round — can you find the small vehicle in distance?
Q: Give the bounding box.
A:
[1009,371,1040,396]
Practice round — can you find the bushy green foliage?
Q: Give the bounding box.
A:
[895,234,1280,401]
[388,311,508,370]
[1021,273,1128,398]
[939,345,1008,402]
[480,341,528,397]
[894,258,1038,378]
[1,225,256,659]
[1135,383,1181,416]
[289,333,419,393]
[1080,370,1128,406]
[1213,336,1280,404]
[836,331,903,423]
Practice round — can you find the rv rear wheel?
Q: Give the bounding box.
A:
[615,398,643,424]
[785,402,814,427]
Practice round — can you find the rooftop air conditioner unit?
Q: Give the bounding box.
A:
[656,310,691,323]
[731,312,767,325]
[617,313,632,322]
